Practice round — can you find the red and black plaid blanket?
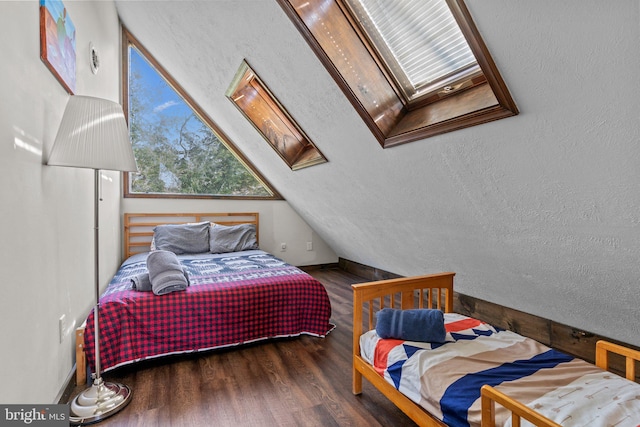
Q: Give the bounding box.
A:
[84,250,334,373]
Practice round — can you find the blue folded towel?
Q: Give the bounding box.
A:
[146,250,189,295]
[375,308,446,343]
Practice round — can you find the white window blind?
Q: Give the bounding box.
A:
[345,0,478,100]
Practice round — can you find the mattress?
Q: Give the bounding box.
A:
[84,250,334,372]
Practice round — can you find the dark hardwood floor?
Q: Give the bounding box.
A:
[67,267,416,426]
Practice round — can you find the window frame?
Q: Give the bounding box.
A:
[276,0,518,148]
[121,27,282,200]
[226,59,328,170]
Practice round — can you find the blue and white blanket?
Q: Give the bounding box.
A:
[361,313,640,427]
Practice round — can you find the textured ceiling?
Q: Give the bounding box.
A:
[115,0,640,347]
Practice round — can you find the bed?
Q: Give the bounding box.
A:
[75,212,334,385]
[352,273,640,427]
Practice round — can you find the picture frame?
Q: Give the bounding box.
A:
[226,60,327,170]
[40,0,76,94]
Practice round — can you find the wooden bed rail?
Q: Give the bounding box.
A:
[480,385,560,427]
[481,339,640,427]
[352,273,455,427]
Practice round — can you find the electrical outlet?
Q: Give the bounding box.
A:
[280,243,287,252]
[306,242,313,251]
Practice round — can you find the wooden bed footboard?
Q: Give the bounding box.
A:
[352,273,455,427]
[595,339,640,381]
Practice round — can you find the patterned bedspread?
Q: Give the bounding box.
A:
[84,250,333,373]
[361,313,640,427]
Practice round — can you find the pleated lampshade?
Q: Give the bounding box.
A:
[48,95,138,172]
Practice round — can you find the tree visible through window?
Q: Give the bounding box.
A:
[123,30,279,199]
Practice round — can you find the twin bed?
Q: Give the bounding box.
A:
[352,273,640,427]
[75,212,334,385]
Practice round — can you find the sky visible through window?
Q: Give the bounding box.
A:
[127,46,272,197]
[130,48,193,130]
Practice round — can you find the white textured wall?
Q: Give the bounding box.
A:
[116,0,640,347]
[0,0,123,403]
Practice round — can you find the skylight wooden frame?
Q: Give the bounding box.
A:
[276,0,518,148]
[226,60,327,171]
[121,27,282,200]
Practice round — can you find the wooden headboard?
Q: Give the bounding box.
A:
[351,273,455,426]
[124,212,259,260]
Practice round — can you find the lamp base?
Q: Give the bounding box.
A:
[69,377,132,425]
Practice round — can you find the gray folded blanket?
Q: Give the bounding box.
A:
[145,250,190,295]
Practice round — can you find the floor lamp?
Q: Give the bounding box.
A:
[48,95,137,425]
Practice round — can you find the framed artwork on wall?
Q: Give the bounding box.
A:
[226,60,327,170]
[40,0,76,94]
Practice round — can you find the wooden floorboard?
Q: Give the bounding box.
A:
[67,267,416,426]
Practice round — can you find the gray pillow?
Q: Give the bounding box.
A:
[209,223,258,253]
[152,221,210,254]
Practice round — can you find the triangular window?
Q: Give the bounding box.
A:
[122,29,280,199]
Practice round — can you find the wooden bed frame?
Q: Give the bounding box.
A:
[352,273,640,427]
[76,212,260,385]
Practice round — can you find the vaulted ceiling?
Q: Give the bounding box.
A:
[115,1,640,347]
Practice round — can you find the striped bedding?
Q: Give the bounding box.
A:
[360,313,640,427]
[84,250,334,373]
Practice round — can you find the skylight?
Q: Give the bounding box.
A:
[344,0,480,102]
[277,0,518,147]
